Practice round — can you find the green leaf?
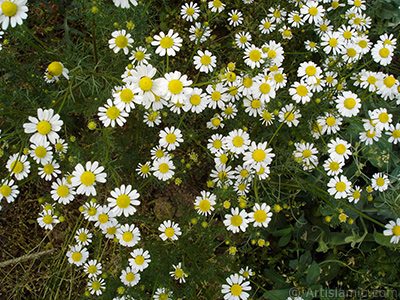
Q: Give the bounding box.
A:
[263,268,285,286]
[279,233,291,247]
[272,227,292,237]
[262,289,291,300]
[373,231,400,248]
[306,261,321,286]
[160,22,168,32]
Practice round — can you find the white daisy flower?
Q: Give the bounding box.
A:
[194,190,216,216]
[235,31,252,49]
[51,177,75,205]
[109,30,134,55]
[0,178,19,203]
[263,40,285,67]
[98,99,128,127]
[208,0,225,13]
[158,220,181,241]
[129,248,151,272]
[159,126,183,151]
[347,186,362,204]
[221,273,251,300]
[94,205,117,231]
[371,172,390,192]
[210,164,235,187]
[327,175,351,199]
[87,277,105,296]
[37,209,60,230]
[75,228,92,246]
[317,112,342,135]
[182,87,209,113]
[193,50,217,74]
[116,223,141,247]
[136,161,151,178]
[151,29,183,57]
[107,184,140,217]
[71,161,107,196]
[81,201,101,221]
[259,17,276,34]
[66,244,89,266]
[38,160,61,181]
[323,157,344,176]
[335,91,361,117]
[386,123,400,144]
[112,0,138,8]
[160,71,193,104]
[223,129,251,155]
[289,81,313,104]
[224,207,249,233]
[83,259,102,278]
[243,141,275,172]
[248,203,272,227]
[29,140,53,165]
[228,9,243,27]
[129,46,150,66]
[0,0,28,30]
[206,83,229,109]
[44,61,69,83]
[170,262,188,283]
[154,288,172,300]
[180,2,200,22]
[327,137,352,163]
[371,41,394,66]
[189,22,211,44]
[113,85,139,113]
[278,103,301,127]
[320,31,345,55]
[120,266,140,287]
[54,138,68,155]
[23,108,63,145]
[383,218,400,244]
[207,133,225,154]
[6,153,30,181]
[102,219,120,239]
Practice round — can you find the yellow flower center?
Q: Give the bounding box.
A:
[126,272,135,282]
[335,181,347,192]
[332,1,339,8]
[378,112,389,123]
[139,76,153,91]
[116,194,131,209]
[155,149,164,158]
[358,40,367,48]
[213,140,222,149]
[78,232,87,242]
[107,226,117,235]
[43,164,54,175]
[88,265,98,274]
[135,255,145,265]
[262,111,272,121]
[122,231,133,242]
[252,149,266,162]
[284,112,294,121]
[232,136,244,147]
[239,36,247,44]
[273,10,281,18]
[42,214,53,225]
[226,72,236,82]
[81,171,95,186]
[175,268,184,278]
[379,47,390,58]
[254,210,267,223]
[353,190,360,199]
[98,213,109,224]
[165,133,176,144]
[329,38,338,47]
[283,30,291,38]
[293,15,301,22]
[296,85,308,97]
[343,31,352,40]
[199,199,211,212]
[392,129,400,139]
[213,0,222,7]
[344,98,356,109]
[251,99,261,109]
[190,94,201,105]
[376,177,385,187]
[384,76,395,88]
[159,163,169,174]
[211,91,221,101]
[249,49,261,62]
[274,73,284,83]
[34,146,47,158]
[243,77,253,88]
[302,149,312,158]
[392,225,400,236]
[200,55,211,65]
[135,51,145,61]
[71,252,82,262]
[231,215,243,227]
[354,0,361,7]
[0,185,11,197]
[160,36,174,49]
[115,35,128,49]
[366,130,375,138]
[367,76,376,85]
[48,62,63,76]
[335,144,346,155]
[57,185,69,198]
[91,281,101,291]
[326,116,336,126]
[87,207,97,216]
[168,79,183,94]
[259,83,271,94]
[37,120,52,135]
[56,143,64,152]
[106,106,120,120]
[218,171,227,180]
[165,227,175,238]
[120,89,134,103]
[263,21,271,29]
[186,7,194,15]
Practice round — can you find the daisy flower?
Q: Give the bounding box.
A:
[103,219,120,239]
[44,61,69,83]
[289,81,313,104]
[383,218,400,244]
[210,164,235,187]
[81,201,101,221]
[107,184,140,217]
[151,145,169,160]
[75,228,92,246]
[136,161,151,178]
[224,207,249,233]
[297,61,322,85]
[54,138,68,155]
[348,186,362,204]
[83,259,102,278]
[152,156,175,181]
[223,129,250,155]
[170,262,188,283]
[193,50,217,73]
[0,179,18,203]
[243,141,275,172]
[159,220,181,241]
[180,2,200,22]
[248,203,272,228]
[183,87,209,113]
[279,25,293,40]
[93,205,116,231]
[120,266,140,287]
[263,40,285,67]
[109,30,133,55]
[189,22,211,44]
[98,99,128,127]
[371,173,390,192]
[206,83,229,109]
[300,1,325,24]
[287,11,304,28]
[228,10,243,27]
[194,190,216,216]
[151,29,182,57]
[66,244,89,266]
[23,108,63,145]
[208,0,225,13]
[386,123,400,144]
[235,31,252,49]
[29,140,53,165]
[38,160,61,181]
[376,74,399,101]
[116,223,141,247]
[51,177,75,205]
[327,175,352,199]
[71,161,107,196]
[112,0,138,8]
[160,71,193,104]
[87,277,105,296]
[359,128,381,145]
[321,31,345,55]
[335,91,361,117]
[327,137,351,162]
[305,40,319,52]
[0,0,28,30]
[154,288,172,300]
[221,273,251,300]
[318,112,342,135]
[268,5,286,23]
[259,17,276,34]
[143,110,161,127]
[129,248,151,272]
[6,153,30,181]
[129,46,150,66]
[239,266,254,279]
[37,209,59,230]
[371,42,394,66]
[293,142,318,166]
[113,85,138,113]
[278,103,301,127]
[129,64,165,104]
[207,133,224,154]
[244,44,265,69]
[369,108,392,132]
[159,126,183,151]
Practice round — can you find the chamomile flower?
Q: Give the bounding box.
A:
[221,273,251,300]
[371,173,390,192]
[54,138,68,155]
[151,145,169,160]
[113,0,137,8]
[23,108,63,145]
[279,25,293,40]
[0,0,28,30]
[359,128,381,145]
[235,31,252,49]
[321,31,345,55]
[83,259,102,278]
[143,110,161,127]
[206,83,229,109]
[193,50,217,73]
[249,203,272,228]
[170,262,188,283]
[289,81,313,104]
[244,44,265,69]
[259,17,276,34]
[51,177,75,205]
[75,228,92,246]
[335,91,361,117]
[294,142,318,166]
[108,184,140,217]
[120,266,140,287]
[44,61,69,83]
[0,179,18,203]
[383,218,400,244]
[348,185,362,203]
[194,190,216,216]
[129,64,165,103]
[87,277,106,296]
[189,22,211,44]
[66,244,89,266]
[260,110,275,126]
[243,141,275,172]
[297,61,322,85]
[327,137,351,162]
[300,0,325,25]
[159,126,183,151]
[369,108,392,132]
[223,129,250,155]
[37,209,59,230]
[208,133,225,154]
[71,161,107,196]
[159,220,181,241]
[103,219,120,239]
[94,205,116,231]
[98,99,128,127]
[161,71,193,104]
[38,160,61,181]
[224,207,249,233]
[376,74,399,101]
[6,153,30,181]
[152,29,182,57]
[228,10,243,27]
[287,11,304,28]
[82,201,101,222]
[371,42,394,66]
[29,140,53,165]
[109,30,133,55]
[239,267,254,279]
[318,112,342,135]
[113,85,138,113]
[327,175,352,199]
[268,6,286,23]
[129,46,150,66]
[208,0,225,13]
[180,2,200,22]
[136,161,151,178]
[152,156,175,181]
[116,224,141,247]
[263,40,285,66]
[183,88,209,113]
[278,103,301,127]
[129,248,151,272]
[305,40,319,52]
[386,123,400,144]
[154,288,172,300]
